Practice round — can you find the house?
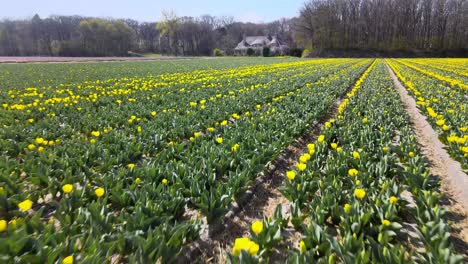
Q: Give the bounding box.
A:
[234,36,289,56]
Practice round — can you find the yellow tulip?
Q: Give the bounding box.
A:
[344,203,351,214]
[251,220,263,235]
[18,199,33,211]
[63,255,73,264]
[354,189,366,199]
[62,184,74,194]
[95,188,105,198]
[0,220,7,232]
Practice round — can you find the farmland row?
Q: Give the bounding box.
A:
[404,58,468,78]
[0,59,373,262]
[0,59,354,153]
[227,60,463,263]
[0,57,301,89]
[0,60,363,180]
[391,59,467,90]
[387,59,467,171]
[1,59,356,133]
[0,59,344,123]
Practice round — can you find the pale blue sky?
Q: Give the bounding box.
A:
[1,0,305,23]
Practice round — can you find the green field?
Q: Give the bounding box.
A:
[0,58,466,263]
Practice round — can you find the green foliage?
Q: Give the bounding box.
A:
[77,18,135,56]
[277,61,463,263]
[388,59,467,170]
[247,48,255,56]
[301,49,310,58]
[0,58,367,261]
[0,58,463,262]
[289,48,303,57]
[127,51,144,57]
[213,48,224,57]
[262,47,270,57]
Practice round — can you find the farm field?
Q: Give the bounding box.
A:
[0,58,467,263]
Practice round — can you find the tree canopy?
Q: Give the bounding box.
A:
[0,14,295,57]
[0,1,466,57]
[296,0,467,55]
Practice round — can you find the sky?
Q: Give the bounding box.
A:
[1,0,305,23]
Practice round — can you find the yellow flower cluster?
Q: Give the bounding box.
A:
[338,61,377,115]
[28,137,60,152]
[388,60,467,160]
[396,59,467,90]
[282,61,377,189]
[5,61,307,117]
[232,237,260,257]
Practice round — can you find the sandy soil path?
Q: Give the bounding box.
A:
[385,63,468,256]
[0,56,206,63]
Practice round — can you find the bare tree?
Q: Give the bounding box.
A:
[296,0,467,55]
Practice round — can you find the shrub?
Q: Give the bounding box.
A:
[262,47,271,57]
[213,48,224,57]
[128,51,144,57]
[247,48,255,56]
[289,48,303,57]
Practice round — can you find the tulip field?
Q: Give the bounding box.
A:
[387,59,467,170]
[0,58,466,263]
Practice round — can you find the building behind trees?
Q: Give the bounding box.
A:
[0,0,466,57]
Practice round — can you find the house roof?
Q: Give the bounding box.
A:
[270,37,279,45]
[245,36,270,45]
[235,36,290,51]
[235,39,249,50]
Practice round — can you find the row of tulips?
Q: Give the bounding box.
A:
[229,60,463,263]
[387,59,467,171]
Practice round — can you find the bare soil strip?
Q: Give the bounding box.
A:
[0,56,204,63]
[178,61,375,263]
[385,63,468,257]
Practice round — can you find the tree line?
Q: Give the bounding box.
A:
[0,0,466,57]
[295,0,467,55]
[0,13,296,56]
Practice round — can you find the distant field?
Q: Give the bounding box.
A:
[0,57,299,88]
[0,56,176,63]
[0,58,466,263]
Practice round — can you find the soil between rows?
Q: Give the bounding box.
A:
[0,56,205,63]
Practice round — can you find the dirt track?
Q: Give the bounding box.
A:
[0,56,205,63]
